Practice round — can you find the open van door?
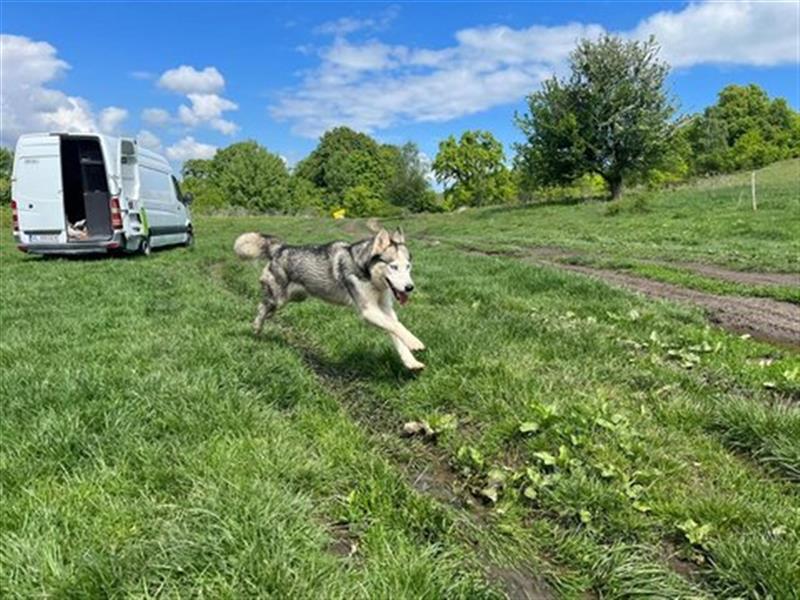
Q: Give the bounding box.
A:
[119,138,140,207]
[13,135,66,238]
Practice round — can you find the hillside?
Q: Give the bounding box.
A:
[1,162,798,598]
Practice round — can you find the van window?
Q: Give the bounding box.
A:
[171,176,184,203]
[140,166,172,203]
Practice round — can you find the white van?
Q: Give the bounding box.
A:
[11,132,193,255]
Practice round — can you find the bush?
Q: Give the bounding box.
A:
[338,185,392,217]
[287,177,325,215]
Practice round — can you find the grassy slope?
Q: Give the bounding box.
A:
[1,163,799,598]
[411,158,800,278]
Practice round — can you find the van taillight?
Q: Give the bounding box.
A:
[11,200,19,232]
[110,197,123,229]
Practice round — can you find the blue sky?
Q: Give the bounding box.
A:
[2,1,798,168]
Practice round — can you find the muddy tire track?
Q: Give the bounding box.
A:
[430,240,800,349]
[207,258,559,599]
[551,262,800,348]
[517,246,799,289]
[667,261,799,288]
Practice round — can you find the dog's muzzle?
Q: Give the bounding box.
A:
[387,279,413,305]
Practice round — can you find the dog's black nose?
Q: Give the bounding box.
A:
[405,284,414,292]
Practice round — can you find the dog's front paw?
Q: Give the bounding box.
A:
[405,337,426,352]
[405,358,426,371]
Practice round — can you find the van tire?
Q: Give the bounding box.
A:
[183,227,194,247]
[139,236,151,256]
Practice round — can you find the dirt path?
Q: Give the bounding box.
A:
[551,261,800,348]
[433,240,800,349]
[521,247,800,288]
[668,262,799,288]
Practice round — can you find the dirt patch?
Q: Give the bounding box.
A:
[661,540,703,581]
[486,564,557,600]
[437,241,800,350]
[669,261,800,288]
[338,219,375,238]
[326,522,360,559]
[520,246,799,288]
[406,449,461,505]
[552,262,800,349]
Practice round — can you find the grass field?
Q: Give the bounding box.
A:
[1,161,799,598]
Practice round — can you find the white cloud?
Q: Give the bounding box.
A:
[154,65,239,134]
[272,1,799,138]
[314,5,399,36]
[141,107,171,126]
[632,1,798,67]
[158,65,225,94]
[98,106,128,134]
[166,136,217,161]
[177,93,239,134]
[314,16,376,37]
[271,21,598,137]
[136,129,162,152]
[209,118,238,135]
[0,34,106,144]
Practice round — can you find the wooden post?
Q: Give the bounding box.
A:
[751,171,757,211]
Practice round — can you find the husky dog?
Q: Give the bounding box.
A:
[234,227,426,371]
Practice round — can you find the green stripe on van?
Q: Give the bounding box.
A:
[140,207,149,236]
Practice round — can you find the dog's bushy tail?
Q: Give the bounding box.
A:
[233,232,282,260]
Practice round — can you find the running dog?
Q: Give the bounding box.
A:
[234,227,426,371]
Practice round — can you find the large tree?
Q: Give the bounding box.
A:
[209,141,290,212]
[686,84,800,173]
[385,142,438,212]
[515,35,675,200]
[432,130,515,209]
[294,127,394,207]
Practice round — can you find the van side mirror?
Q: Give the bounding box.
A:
[183,192,194,205]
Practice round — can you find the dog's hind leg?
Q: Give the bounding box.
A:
[253,267,286,335]
[252,300,276,334]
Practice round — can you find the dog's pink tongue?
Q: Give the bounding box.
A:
[397,291,409,305]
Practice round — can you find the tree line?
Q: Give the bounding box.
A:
[180,36,798,214]
[1,35,797,213]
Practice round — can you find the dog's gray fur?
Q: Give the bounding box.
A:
[234,227,426,370]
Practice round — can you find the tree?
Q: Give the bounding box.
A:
[209,141,290,212]
[0,147,13,204]
[287,176,324,214]
[181,158,226,212]
[294,127,395,208]
[515,35,676,200]
[386,143,439,212]
[686,84,800,173]
[432,130,515,208]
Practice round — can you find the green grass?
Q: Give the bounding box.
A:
[410,159,800,273]
[1,161,799,598]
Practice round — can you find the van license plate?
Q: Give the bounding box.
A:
[30,234,60,243]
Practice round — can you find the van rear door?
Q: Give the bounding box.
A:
[13,135,65,236]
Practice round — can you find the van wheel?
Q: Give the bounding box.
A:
[139,237,152,256]
[184,227,194,247]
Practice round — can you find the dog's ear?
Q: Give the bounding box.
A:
[390,226,405,245]
[371,229,391,255]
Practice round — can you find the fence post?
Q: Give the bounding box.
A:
[751,171,757,211]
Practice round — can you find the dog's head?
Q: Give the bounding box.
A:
[369,227,414,305]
